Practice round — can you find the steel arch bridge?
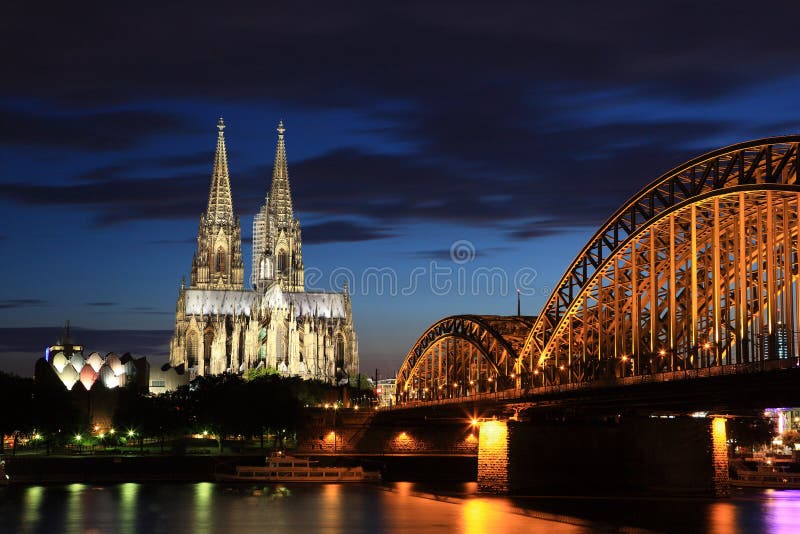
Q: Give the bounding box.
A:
[396,136,800,405]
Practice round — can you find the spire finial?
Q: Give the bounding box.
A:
[277,120,285,137]
[218,117,225,134]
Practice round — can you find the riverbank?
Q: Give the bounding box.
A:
[3,454,476,484]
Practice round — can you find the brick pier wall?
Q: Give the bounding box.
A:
[296,409,479,455]
[711,417,730,497]
[477,420,508,493]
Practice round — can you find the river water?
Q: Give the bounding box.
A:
[1,482,798,533]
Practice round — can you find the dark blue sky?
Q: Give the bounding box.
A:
[2,1,800,376]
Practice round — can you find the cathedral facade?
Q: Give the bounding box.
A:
[169,119,358,384]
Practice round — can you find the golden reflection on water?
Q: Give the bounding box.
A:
[708,501,738,534]
[462,499,500,534]
[321,483,342,526]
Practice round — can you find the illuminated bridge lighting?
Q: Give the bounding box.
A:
[395,137,800,406]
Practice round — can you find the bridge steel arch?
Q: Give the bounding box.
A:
[393,136,800,405]
[395,315,534,403]
[519,136,800,386]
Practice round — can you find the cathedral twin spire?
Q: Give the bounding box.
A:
[205,118,234,225]
[269,120,294,227]
[196,117,303,292]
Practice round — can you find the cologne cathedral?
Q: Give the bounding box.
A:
[169,119,358,383]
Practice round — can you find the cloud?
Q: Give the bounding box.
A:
[409,246,513,261]
[303,220,395,244]
[0,299,47,309]
[4,2,800,108]
[85,301,117,307]
[0,108,196,151]
[3,2,800,243]
[0,116,745,241]
[125,306,172,315]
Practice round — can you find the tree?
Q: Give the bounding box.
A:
[0,372,33,455]
[728,414,774,450]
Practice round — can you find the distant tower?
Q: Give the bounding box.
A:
[253,121,305,292]
[190,118,245,290]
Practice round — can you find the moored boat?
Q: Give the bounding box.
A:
[731,460,800,489]
[216,452,381,483]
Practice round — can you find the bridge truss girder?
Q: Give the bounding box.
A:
[396,316,524,403]
[532,187,800,386]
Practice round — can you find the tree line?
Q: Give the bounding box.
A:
[0,370,375,455]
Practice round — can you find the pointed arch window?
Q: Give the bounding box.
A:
[187,331,199,368]
[216,247,226,273]
[204,327,214,370]
[335,333,346,371]
[277,250,289,273]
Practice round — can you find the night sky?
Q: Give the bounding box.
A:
[2,2,800,377]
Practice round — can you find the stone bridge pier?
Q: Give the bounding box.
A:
[476,415,729,496]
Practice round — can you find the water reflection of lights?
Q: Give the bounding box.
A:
[708,501,737,533]
[21,486,44,531]
[394,481,413,497]
[763,489,800,534]
[119,482,139,534]
[193,482,213,531]
[322,483,342,527]
[463,499,498,534]
[66,483,86,533]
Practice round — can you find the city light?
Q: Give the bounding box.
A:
[109,428,116,435]
[74,434,82,442]
[128,430,135,437]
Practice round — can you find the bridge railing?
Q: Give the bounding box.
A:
[385,357,800,411]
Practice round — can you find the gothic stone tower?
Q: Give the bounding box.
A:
[252,121,304,292]
[191,118,245,290]
[170,119,253,378]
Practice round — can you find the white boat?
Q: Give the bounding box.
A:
[731,461,800,489]
[216,452,381,483]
